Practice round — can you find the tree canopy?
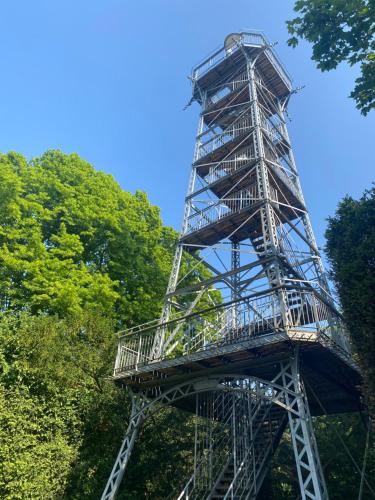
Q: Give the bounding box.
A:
[0,150,173,324]
[287,0,375,115]
[325,187,375,418]
[0,150,214,499]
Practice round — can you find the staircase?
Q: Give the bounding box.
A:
[209,403,287,499]
[250,232,267,255]
[176,398,287,500]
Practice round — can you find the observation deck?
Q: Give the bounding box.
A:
[191,31,292,103]
[113,288,361,416]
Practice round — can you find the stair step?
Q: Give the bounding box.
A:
[185,409,287,500]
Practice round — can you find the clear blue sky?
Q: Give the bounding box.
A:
[1,1,374,250]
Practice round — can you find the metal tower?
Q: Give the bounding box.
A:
[102,32,361,500]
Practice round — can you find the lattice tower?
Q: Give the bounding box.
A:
[102,32,361,500]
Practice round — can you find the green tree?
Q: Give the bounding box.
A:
[0,313,89,499]
[0,150,174,324]
[0,150,212,499]
[0,311,197,499]
[287,0,375,115]
[325,188,375,417]
[0,149,217,325]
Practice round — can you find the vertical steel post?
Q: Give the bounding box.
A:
[231,240,240,329]
[281,355,329,500]
[247,60,290,329]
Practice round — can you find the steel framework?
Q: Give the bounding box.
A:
[102,31,361,500]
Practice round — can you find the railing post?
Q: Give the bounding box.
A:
[114,339,122,375]
[136,335,142,369]
[311,292,321,331]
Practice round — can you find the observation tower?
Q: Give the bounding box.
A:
[102,32,361,500]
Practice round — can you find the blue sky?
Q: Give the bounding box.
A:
[0,1,374,251]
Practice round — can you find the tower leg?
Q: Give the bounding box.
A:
[101,392,147,500]
[281,356,329,500]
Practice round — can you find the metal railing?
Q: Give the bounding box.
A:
[267,160,303,206]
[203,145,255,183]
[223,402,277,499]
[206,70,249,108]
[114,288,349,376]
[192,32,292,91]
[177,425,232,500]
[177,393,269,500]
[193,33,265,79]
[185,184,260,234]
[197,115,253,161]
[177,391,236,500]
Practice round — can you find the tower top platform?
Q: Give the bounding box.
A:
[191,31,292,102]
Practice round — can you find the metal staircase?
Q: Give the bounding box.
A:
[212,411,287,500]
[176,395,287,500]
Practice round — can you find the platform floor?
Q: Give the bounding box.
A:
[113,330,361,416]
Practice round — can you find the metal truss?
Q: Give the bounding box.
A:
[102,31,357,500]
[103,352,327,499]
[279,357,329,500]
[101,393,148,500]
[148,31,344,363]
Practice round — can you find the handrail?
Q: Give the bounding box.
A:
[223,400,277,499]
[116,284,343,339]
[185,185,260,235]
[114,286,351,376]
[177,395,268,500]
[191,32,292,90]
[177,418,233,499]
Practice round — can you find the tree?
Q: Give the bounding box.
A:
[0,150,217,325]
[325,187,375,418]
[0,150,212,499]
[0,309,198,499]
[0,150,174,324]
[287,0,375,115]
[0,312,98,499]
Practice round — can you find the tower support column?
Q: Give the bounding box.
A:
[101,392,148,500]
[281,355,329,500]
[247,61,290,329]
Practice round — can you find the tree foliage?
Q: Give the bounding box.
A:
[0,150,175,323]
[0,312,113,498]
[0,150,217,325]
[325,187,375,417]
[0,150,202,499]
[287,0,375,114]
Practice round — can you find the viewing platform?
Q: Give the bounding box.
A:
[113,288,360,416]
[191,32,292,103]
